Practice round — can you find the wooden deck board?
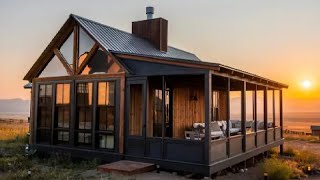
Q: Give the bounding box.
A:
[97,160,155,176]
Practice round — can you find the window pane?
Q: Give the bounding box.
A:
[80,49,123,75]
[97,82,115,131]
[59,32,74,68]
[76,83,93,131]
[39,56,68,78]
[37,84,53,144]
[129,84,143,136]
[78,27,95,67]
[98,135,114,149]
[56,84,70,129]
[77,133,92,145]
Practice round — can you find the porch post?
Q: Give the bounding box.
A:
[273,89,276,141]
[254,85,258,147]
[204,71,212,166]
[70,81,75,146]
[161,76,166,158]
[92,81,98,149]
[264,86,268,144]
[279,89,284,154]
[226,78,231,157]
[241,81,246,152]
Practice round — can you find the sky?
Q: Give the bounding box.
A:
[0,0,319,112]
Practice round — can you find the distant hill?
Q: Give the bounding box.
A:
[0,99,30,113]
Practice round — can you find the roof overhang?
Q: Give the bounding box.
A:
[115,53,288,89]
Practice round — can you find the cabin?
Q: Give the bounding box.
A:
[23,9,288,176]
[311,126,320,136]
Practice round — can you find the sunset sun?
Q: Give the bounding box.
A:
[302,80,312,89]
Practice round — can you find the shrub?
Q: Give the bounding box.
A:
[283,146,296,157]
[294,150,319,165]
[264,158,293,180]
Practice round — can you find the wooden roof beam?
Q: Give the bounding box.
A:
[76,43,99,75]
[53,48,73,75]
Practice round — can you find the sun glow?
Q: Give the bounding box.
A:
[302,80,312,89]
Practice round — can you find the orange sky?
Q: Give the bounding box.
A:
[0,0,319,113]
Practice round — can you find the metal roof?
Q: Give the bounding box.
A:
[72,14,201,62]
[24,82,32,89]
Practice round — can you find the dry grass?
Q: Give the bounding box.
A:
[0,120,29,141]
[284,133,320,143]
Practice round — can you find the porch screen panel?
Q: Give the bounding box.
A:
[267,89,274,128]
[229,79,243,137]
[54,83,70,144]
[129,84,143,136]
[37,84,53,144]
[76,82,93,146]
[246,83,255,134]
[274,90,280,127]
[257,86,265,130]
[96,81,115,149]
[147,77,163,137]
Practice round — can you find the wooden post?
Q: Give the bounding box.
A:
[92,81,98,149]
[264,87,268,144]
[161,76,166,159]
[241,81,246,152]
[51,83,56,145]
[204,72,212,165]
[69,81,75,146]
[254,85,258,147]
[273,90,276,141]
[226,78,231,157]
[279,90,284,155]
[73,26,79,72]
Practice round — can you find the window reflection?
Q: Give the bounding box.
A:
[59,32,74,68]
[39,55,68,78]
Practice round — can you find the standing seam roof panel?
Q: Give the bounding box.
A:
[72,14,201,61]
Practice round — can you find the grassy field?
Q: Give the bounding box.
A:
[1,119,320,179]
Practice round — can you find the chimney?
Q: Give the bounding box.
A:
[132,7,168,52]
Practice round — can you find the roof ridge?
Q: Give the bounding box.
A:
[70,14,135,36]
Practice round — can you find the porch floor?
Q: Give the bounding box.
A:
[97,160,155,176]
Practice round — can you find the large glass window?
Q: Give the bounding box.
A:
[39,55,68,78]
[37,84,53,144]
[96,81,115,149]
[78,27,95,67]
[257,85,265,130]
[59,32,74,68]
[129,84,143,136]
[76,82,93,146]
[80,49,123,75]
[54,83,70,144]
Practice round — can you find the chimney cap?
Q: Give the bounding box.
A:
[146,6,154,19]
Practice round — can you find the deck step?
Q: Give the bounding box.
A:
[97,160,155,176]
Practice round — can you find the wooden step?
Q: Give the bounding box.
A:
[97,160,155,176]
